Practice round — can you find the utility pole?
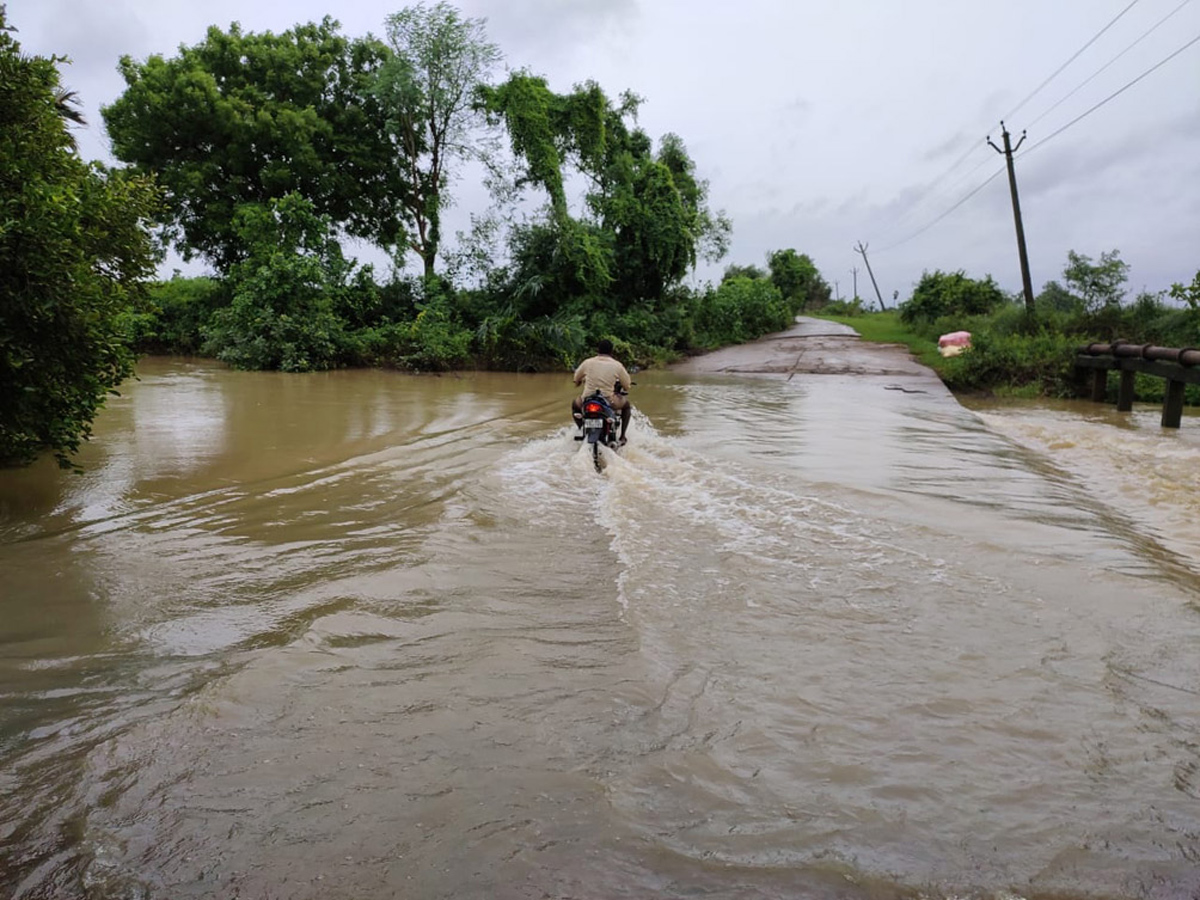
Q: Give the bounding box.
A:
[988,121,1035,315]
[834,280,841,301]
[851,266,859,299]
[854,241,886,311]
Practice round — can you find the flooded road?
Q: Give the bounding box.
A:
[2,346,1199,899]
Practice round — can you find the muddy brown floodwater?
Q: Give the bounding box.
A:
[2,319,1199,900]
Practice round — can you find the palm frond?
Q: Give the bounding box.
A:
[53,88,86,126]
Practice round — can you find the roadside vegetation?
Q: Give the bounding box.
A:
[818,252,1200,405]
[0,9,160,467]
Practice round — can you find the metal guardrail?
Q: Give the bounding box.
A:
[1075,341,1200,428]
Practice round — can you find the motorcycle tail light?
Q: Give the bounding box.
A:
[584,402,604,415]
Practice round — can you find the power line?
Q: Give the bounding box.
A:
[1027,0,1195,130]
[875,164,1006,253]
[873,147,1007,245]
[875,27,1200,254]
[1003,0,1144,122]
[1022,30,1200,156]
[866,137,988,242]
[932,150,1007,206]
[870,0,1152,246]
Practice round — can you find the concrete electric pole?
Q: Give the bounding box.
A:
[854,242,886,311]
[988,121,1036,315]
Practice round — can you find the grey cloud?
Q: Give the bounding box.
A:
[782,96,812,117]
[467,0,638,64]
[922,130,973,163]
[1021,110,1200,200]
[23,0,150,80]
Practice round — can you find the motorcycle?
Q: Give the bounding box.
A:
[574,388,625,472]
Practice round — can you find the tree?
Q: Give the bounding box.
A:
[52,87,84,123]
[480,73,729,313]
[1169,270,1200,312]
[722,263,767,282]
[1035,280,1083,315]
[656,132,730,268]
[479,74,607,225]
[1062,249,1129,313]
[693,277,788,347]
[103,18,405,272]
[0,9,160,466]
[202,194,358,372]
[767,249,831,312]
[374,2,501,278]
[598,129,730,301]
[899,270,1006,325]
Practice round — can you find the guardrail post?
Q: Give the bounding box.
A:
[1163,380,1185,428]
[1076,342,1197,427]
[1117,368,1136,412]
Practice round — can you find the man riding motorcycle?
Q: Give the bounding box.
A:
[572,339,632,444]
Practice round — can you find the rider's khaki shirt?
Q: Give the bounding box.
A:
[574,355,631,401]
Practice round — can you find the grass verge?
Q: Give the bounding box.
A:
[812,311,946,372]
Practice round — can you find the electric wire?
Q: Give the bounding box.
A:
[1027,0,1195,129]
[868,146,979,243]
[874,164,1006,253]
[865,136,988,243]
[872,2,1195,255]
[871,0,1147,247]
[873,148,1003,245]
[877,21,1200,253]
[1003,0,1145,122]
[1022,30,1200,156]
[934,148,1008,206]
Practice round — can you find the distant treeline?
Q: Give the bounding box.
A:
[124,243,833,373]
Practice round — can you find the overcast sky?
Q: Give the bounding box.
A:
[10,0,1200,302]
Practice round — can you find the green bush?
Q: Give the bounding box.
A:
[400,301,474,371]
[941,329,1083,397]
[1170,271,1200,312]
[474,307,587,371]
[692,277,788,347]
[900,270,1007,326]
[611,299,691,364]
[120,276,228,354]
[204,252,352,372]
[358,281,474,371]
[202,195,356,372]
[821,297,868,317]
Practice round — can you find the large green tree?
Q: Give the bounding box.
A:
[374,2,501,278]
[0,10,160,466]
[899,270,1006,325]
[1062,249,1129,313]
[201,193,358,372]
[766,249,831,312]
[480,73,729,313]
[598,128,728,302]
[102,18,405,271]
